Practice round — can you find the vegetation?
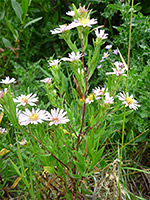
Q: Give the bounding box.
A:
[0,0,150,199]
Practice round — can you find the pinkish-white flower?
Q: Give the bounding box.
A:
[61,51,82,62]
[113,49,118,55]
[104,92,114,105]
[117,92,140,110]
[95,29,108,40]
[50,24,73,34]
[70,18,97,28]
[97,65,102,69]
[114,61,124,69]
[105,45,112,49]
[86,94,94,104]
[0,76,16,84]
[102,52,110,59]
[40,78,52,84]
[18,139,27,146]
[0,127,6,134]
[14,93,38,107]
[93,87,107,100]
[66,10,75,16]
[48,59,60,67]
[18,108,50,126]
[49,108,70,126]
[106,67,126,76]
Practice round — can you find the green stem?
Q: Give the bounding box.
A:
[116,0,134,199]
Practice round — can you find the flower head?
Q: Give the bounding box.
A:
[70,18,97,28]
[18,139,27,146]
[49,108,70,126]
[61,51,82,62]
[97,64,102,69]
[0,76,16,84]
[102,52,110,59]
[66,10,75,16]
[48,59,60,67]
[0,127,6,134]
[95,29,108,40]
[113,49,118,55]
[114,61,124,69]
[105,45,112,49]
[50,24,73,34]
[117,92,140,110]
[40,78,52,84]
[86,94,94,104]
[14,93,38,107]
[93,87,107,100]
[104,92,114,105]
[18,108,50,125]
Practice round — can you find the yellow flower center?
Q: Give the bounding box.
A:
[126,97,133,104]
[99,90,104,95]
[88,94,93,101]
[80,18,90,25]
[52,117,59,123]
[29,113,38,121]
[22,97,28,103]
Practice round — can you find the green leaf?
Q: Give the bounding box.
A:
[22,0,29,16]
[88,146,105,171]
[2,37,13,48]
[0,10,5,20]
[11,0,23,22]
[107,4,121,11]
[24,17,42,29]
[4,16,18,39]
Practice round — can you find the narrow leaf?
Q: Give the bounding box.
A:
[2,37,13,48]
[4,16,18,39]
[11,0,23,22]
[22,0,29,16]
[24,17,42,29]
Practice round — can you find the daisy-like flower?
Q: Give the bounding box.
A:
[66,10,75,16]
[103,52,110,59]
[0,76,16,84]
[48,59,60,67]
[105,45,112,49]
[114,61,124,68]
[97,64,102,69]
[113,49,118,55]
[40,78,52,84]
[117,92,140,110]
[95,29,108,40]
[0,127,6,134]
[86,94,94,104]
[104,92,114,105]
[49,108,70,126]
[14,93,38,107]
[93,87,107,100]
[70,18,97,28]
[18,108,50,126]
[106,66,126,76]
[61,51,82,62]
[50,24,73,34]
[18,139,27,146]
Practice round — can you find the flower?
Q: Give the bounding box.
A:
[86,94,94,104]
[105,45,112,49]
[48,59,60,67]
[0,127,6,134]
[0,76,16,84]
[49,108,70,126]
[104,92,114,104]
[61,51,82,62]
[14,93,38,107]
[95,29,108,40]
[66,10,75,16]
[97,64,102,69]
[0,104,3,111]
[113,49,118,55]
[18,108,50,125]
[40,78,52,84]
[70,18,97,28]
[93,87,107,100]
[50,24,73,34]
[18,139,27,146]
[117,92,140,110]
[114,61,124,68]
[102,52,110,59]
[106,67,126,76]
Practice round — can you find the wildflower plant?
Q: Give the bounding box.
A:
[0,3,141,199]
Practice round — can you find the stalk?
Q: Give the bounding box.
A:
[116,0,134,199]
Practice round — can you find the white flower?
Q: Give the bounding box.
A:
[93,87,107,100]
[18,108,50,125]
[61,51,82,62]
[40,78,52,84]
[66,10,75,16]
[104,92,114,104]
[48,59,60,66]
[102,52,110,59]
[70,18,97,28]
[0,76,16,84]
[106,67,126,76]
[105,45,112,49]
[50,24,73,34]
[0,127,6,134]
[117,92,140,110]
[86,94,94,104]
[0,104,3,111]
[18,139,27,146]
[114,61,124,69]
[49,108,70,126]
[97,65,102,69]
[113,49,118,55]
[14,93,38,107]
[95,29,108,40]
